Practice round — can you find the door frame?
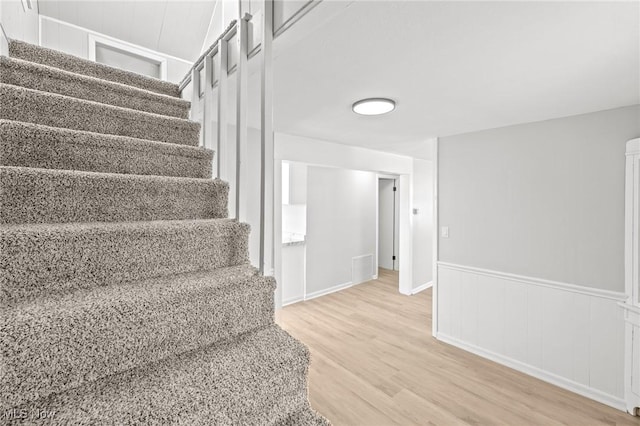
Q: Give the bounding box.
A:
[376,175,400,272]
[376,173,411,294]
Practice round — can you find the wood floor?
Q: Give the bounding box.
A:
[276,268,640,426]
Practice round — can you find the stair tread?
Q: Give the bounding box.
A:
[6,325,310,425]
[0,83,200,146]
[1,219,251,305]
[9,39,180,97]
[0,119,213,178]
[1,217,240,232]
[2,265,280,409]
[0,57,190,118]
[0,165,228,224]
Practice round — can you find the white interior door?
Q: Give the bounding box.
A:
[393,180,400,271]
[378,178,397,270]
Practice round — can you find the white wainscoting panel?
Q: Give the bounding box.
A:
[436,262,627,410]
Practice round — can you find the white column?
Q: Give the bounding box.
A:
[216,40,228,181]
[190,67,203,147]
[203,52,215,171]
[235,14,249,221]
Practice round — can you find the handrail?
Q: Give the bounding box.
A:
[178,19,238,92]
[178,0,292,277]
[0,22,10,45]
[180,9,252,229]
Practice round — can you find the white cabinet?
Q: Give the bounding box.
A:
[622,138,640,416]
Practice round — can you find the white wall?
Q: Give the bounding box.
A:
[436,105,640,410]
[288,162,307,205]
[439,105,640,292]
[412,159,434,289]
[274,133,435,304]
[276,133,414,175]
[305,166,377,296]
[39,17,191,83]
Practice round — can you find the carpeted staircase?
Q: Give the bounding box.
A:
[0,40,328,425]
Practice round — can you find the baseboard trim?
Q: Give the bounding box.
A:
[282,296,304,307]
[436,332,627,412]
[412,281,432,294]
[304,281,353,301]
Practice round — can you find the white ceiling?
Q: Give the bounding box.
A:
[272,1,640,159]
[37,0,217,61]
[35,1,639,160]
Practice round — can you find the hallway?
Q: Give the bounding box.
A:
[276,269,640,426]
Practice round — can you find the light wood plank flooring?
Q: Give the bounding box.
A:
[276,268,640,426]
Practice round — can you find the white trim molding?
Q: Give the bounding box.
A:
[621,137,640,415]
[304,281,353,302]
[436,262,627,411]
[432,137,439,336]
[436,333,627,411]
[438,262,626,301]
[282,296,304,307]
[626,138,640,156]
[412,281,432,295]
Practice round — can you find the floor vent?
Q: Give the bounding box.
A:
[352,254,374,285]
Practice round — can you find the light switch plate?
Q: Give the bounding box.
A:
[441,226,449,238]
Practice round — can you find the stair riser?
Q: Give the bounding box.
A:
[9,40,180,97]
[6,371,308,426]
[0,166,227,224]
[2,278,276,409]
[0,120,212,178]
[0,220,250,304]
[0,58,189,118]
[4,326,309,425]
[0,84,199,146]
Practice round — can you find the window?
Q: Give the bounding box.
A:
[88,34,167,80]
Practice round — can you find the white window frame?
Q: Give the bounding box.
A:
[88,33,168,80]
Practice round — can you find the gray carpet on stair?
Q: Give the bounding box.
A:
[6,326,310,426]
[0,84,200,146]
[2,265,276,409]
[0,39,328,425]
[0,166,228,224]
[0,57,190,118]
[0,120,213,178]
[276,404,332,426]
[1,219,250,305]
[8,39,180,97]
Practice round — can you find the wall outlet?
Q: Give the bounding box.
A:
[441,226,449,238]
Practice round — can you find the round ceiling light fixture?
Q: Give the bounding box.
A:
[352,98,396,116]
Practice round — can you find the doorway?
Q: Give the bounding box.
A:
[378,177,399,272]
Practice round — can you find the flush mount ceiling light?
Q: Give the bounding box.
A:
[352,98,396,116]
